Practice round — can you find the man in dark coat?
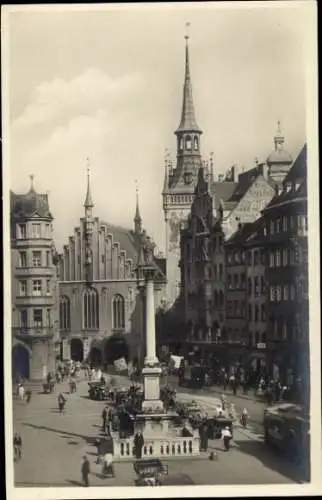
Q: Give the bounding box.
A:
[199,422,208,452]
[81,455,90,487]
[133,431,144,459]
[102,407,107,431]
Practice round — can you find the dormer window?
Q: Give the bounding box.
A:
[185,135,192,150]
[286,183,292,193]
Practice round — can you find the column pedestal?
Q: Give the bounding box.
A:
[141,365,163,413]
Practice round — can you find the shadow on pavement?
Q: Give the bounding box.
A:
[66,479,84,486]
[23,422,99,446]
[233,439,305,483]
[162,473,195,485]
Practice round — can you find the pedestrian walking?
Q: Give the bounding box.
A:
[102,407,107,431]
[199,422,209,452]
[18,384,25,401]
[221,426,232,451]
[81,455,91,487]
[240,408,248,428]
[13,433,22,461]
[25,389,32,404]
[58,392,66,413]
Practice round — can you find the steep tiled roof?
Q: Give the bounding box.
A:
[100,221,165,277]
[214,181,238,211]
[225,222,254,246]
[11,189,53,219]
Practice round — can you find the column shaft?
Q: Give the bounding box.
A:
[145,278,156,360]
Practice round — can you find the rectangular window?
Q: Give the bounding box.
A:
[254,251,259,265]
[44,223,50,238]
[32,251,42,267]
[270,286,276,302]
[20,309,28,328]
[290,248,295,265]
[282,323,287,341]
[270,220,275,234]
[46,279,51,295]
[33,309,43,328]
[290,284,296,300]
[282,216,288,231]
[275,250,281,267]
[282,248,288,266]
[241,272,246,289]
[248,278,252,295]
[283,284,289,300]
[32,223,41,239]
[18,223,26,239]
[254,276,260,296]
[269,252,275,267]
[214,265,217,280]
[46,308,51,327]
[227,274,232,289]
[248,305,252,321]
[261,304,266,321]
[276,286,282,301]
[260,249,265,265]
[290,215,295,229]
[276,218,281,233]
[261,276,266,295]
[234,251,240,264]
[234,274,239,288]
[240,301,246,316]
[19,251,27,268]
[46,251,50,267]
[247,251,252,266]
[241,251,246,263]
[227,253,232,264]
[32,279,42,296]
[219,264,223,277]
[19,280,27,296]
[234,300,239,315]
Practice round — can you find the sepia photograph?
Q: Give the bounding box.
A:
[2,1,321,498]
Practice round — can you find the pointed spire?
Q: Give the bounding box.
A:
[163,148,170,192]
[84,158,94,211]
[274,120,284,151]
[29,174,35,194]
[134,180,142,234]
[175,24,202,134]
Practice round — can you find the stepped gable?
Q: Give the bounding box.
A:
[100,221,165,279]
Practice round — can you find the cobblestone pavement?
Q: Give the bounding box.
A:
[13,379,303,487]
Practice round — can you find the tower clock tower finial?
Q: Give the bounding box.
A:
[134,179,142,234]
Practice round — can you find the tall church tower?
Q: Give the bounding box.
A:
[163,31,213,307]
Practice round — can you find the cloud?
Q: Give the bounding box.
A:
[12,67,144,130]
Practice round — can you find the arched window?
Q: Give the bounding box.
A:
[59,295,70,331]
[83,287,99,329]
[179,138,184,150]
[194,136,199,150]
[185,135,192,150]
[112,294,125,330]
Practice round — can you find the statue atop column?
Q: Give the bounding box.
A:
[141,230,155,266]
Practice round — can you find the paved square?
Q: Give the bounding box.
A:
[13,380,302,487]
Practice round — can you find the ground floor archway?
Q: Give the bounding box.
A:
[70,338,84,362]
[12,344,30,380]
[88,347,102,367]
[104,335,129,364]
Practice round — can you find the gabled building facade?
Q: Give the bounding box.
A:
[11,177,59,380]
[261,145,308,399]
[57,171,166,367]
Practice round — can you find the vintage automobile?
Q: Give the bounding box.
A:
[134,459,168,486]
[206,416,234,439]
[88,381,109,401]
[263,403,309,465]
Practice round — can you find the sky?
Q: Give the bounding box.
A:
[6,2,310,253]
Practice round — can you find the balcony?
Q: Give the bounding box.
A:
[15,294,55,306]
[15,266,55,277]
[13,326,55,339]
